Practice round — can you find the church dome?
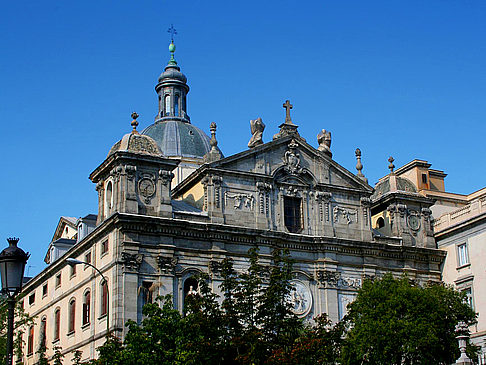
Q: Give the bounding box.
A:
[142,120,220,159]
[372,175,418,199]
[158,66,187,84]
[108,113,162,157]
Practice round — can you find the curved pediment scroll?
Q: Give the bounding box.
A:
[272,165,317,187]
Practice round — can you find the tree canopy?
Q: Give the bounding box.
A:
[341,273,477,365]
[82,253,476,365]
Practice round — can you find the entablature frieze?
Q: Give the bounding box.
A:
[112,214,446,265]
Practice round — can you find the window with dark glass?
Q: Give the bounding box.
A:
[55,273,61,288]
[70,264,76,277]
[54,308,60,341]
[27,325,34,355]
[42,283,48,297]
[28,293,35,305]
[101,281,108,316]
[83,291,91,325]
[101,240,108,256]
[68,299,76,333]
[85,251,91,265]
[40,317,47,349]
[283,196,303,233]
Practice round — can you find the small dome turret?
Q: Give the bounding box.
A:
[108,113,162,157]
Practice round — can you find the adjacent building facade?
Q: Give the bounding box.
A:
[381,159,486,363]
[18,42,447,363]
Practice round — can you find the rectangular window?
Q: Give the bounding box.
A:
[283,196,303,233]
[70,264,77,278]
[42,283,48,297]
[28,293,35,305]
[463,287,474,310]
[457,243,469,267]
[85,251,91,265]
[421,173,428,184]
[101,240,108,256]
[55,273,61,288]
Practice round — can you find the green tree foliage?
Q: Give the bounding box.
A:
[72,349,83,364]
[341,273,477,365]
[52,345,65,365]
[91,255,475,365]
[92,247,306,365]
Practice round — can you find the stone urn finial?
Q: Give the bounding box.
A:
[454,321,473,364]
[388,156,395,173]
[131,112,139,134]
[355,148,368,183]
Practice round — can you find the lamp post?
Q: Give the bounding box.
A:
[0,238,30,365]
[66,258,109,335]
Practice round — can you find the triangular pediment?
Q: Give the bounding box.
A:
[203,136,372,193]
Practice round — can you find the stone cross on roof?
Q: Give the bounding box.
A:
[283,100,293,124]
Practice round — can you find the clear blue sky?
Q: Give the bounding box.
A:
[1,1,485,276]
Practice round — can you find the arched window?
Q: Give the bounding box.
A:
[105,181,113,216]
[376,217,385,229]
[101,281,108,316]
[164,94,171,115]
[27,325,34,355]
[183,277,199,312]
[39,317,47,349]
[54,308,60,341]
[174,95,179,116]
[83,290,91,325]
[68,299,76,333]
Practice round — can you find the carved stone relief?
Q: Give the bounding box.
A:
[315,270,362,289]
[333,206,357,224]
[360,197,371,226]
[157,255,178,275]
[138,176,156,204]
[283,140,303,175]
[316,192,332,222]
[125,165,136,181]
[224,192,254,210]
[288,280,312,318]
[121,252,144,271]
[256,182,272,215]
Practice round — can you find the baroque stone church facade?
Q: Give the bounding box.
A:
[19,41,445,363]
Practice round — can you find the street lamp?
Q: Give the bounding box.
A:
[66,258,109,335]
[0,238,30,365]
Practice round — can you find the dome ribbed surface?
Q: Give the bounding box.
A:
[372,176,418,200]
[142,121,221,159]
[108,132,162,157]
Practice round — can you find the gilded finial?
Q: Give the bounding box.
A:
[388,156,395,173]
[131,112,139,134]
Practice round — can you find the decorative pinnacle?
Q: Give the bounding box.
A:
[131,112,139,133]
[167,24,178,66]
[209,122,218,150]
[283,100,293,124]
[388,156,395,173]
[355,148,363,175]
[7,237,19,245]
